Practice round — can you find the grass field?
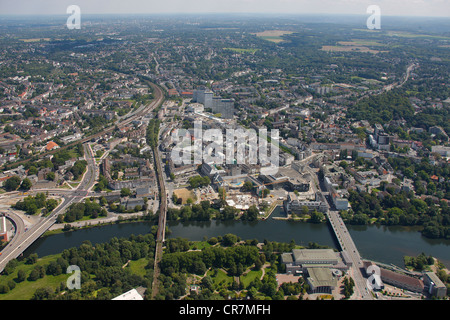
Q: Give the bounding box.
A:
[19,38,51,42]
[207,269,233,289]
[126,258,150,277]
[240,269,263,288]
[173,188,195,204]
[252,30,294,43]
[338,39,384,46]
[321,45,386,54]
[0,254,69,300]
[189,241,212,251]
[224,48,259,54]
[386,31,450,40]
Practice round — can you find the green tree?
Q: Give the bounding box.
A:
[16,269,27,283]
[310,210,324,223]
[120,188,131,197]
[4,176,21,191]
[46,172,55,181]
[20,178,32,190]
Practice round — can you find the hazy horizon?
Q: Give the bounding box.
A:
[1,0,449,18]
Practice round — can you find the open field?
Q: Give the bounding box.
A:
[252,30,294,43]
[338,39,384,46]
[126,258,149,277]
[0,254,69,300]
[321,45,387,54]
[173,188,195,204]
[207,269,233,288]
[386,31,450,40]
[224,47,259,54]
[19,38,51,42]
[240,269,263,288]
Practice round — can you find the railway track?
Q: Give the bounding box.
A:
[3,81,164,170]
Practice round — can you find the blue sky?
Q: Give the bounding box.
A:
[1,0,449,17]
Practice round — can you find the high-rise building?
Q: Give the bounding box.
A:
[193,88,234,119]
[212,97,234,119]
[193,89,213,109]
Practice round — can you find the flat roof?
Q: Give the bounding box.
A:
[425,272,446,288]
[281,253,293,264]
[306,267,337,288]
[292,249,338,264]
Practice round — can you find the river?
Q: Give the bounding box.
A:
[23,207,450,268]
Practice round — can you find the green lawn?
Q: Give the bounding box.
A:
[189,241,212,251]
[0,254,69,300]
[240,269,263,288]
[207,269,233,289]
[126,258,150,277]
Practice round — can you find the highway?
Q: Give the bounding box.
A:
[0,143,97,271]
[0,81,164,272]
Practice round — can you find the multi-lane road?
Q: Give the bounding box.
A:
[0,81,164,272]
[0,144,97,271]
[326,209,373,300]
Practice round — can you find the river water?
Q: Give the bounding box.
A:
[23,207,450,268]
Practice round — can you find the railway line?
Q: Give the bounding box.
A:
[0,81,165,272]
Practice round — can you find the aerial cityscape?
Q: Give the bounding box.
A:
[0,0,448,307]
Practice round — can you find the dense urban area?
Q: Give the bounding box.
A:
[0,13,448,302]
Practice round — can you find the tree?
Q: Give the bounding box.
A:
[243,205,259,221]
[16,269,27,283]
[242,181,254,192]
[4,176,21,191]
[26,253,38,265]
[120,188,131,197]
[222,234,238,246]
[310,210,324,223]
[46,172,55,181]
[20,178,32,190]
[31,287,55,300]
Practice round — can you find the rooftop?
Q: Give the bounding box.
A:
[292,249,338,264]
[306,267,338,288]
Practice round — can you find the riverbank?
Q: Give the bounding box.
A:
[22,206,450,269]
[44,212,155,237]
